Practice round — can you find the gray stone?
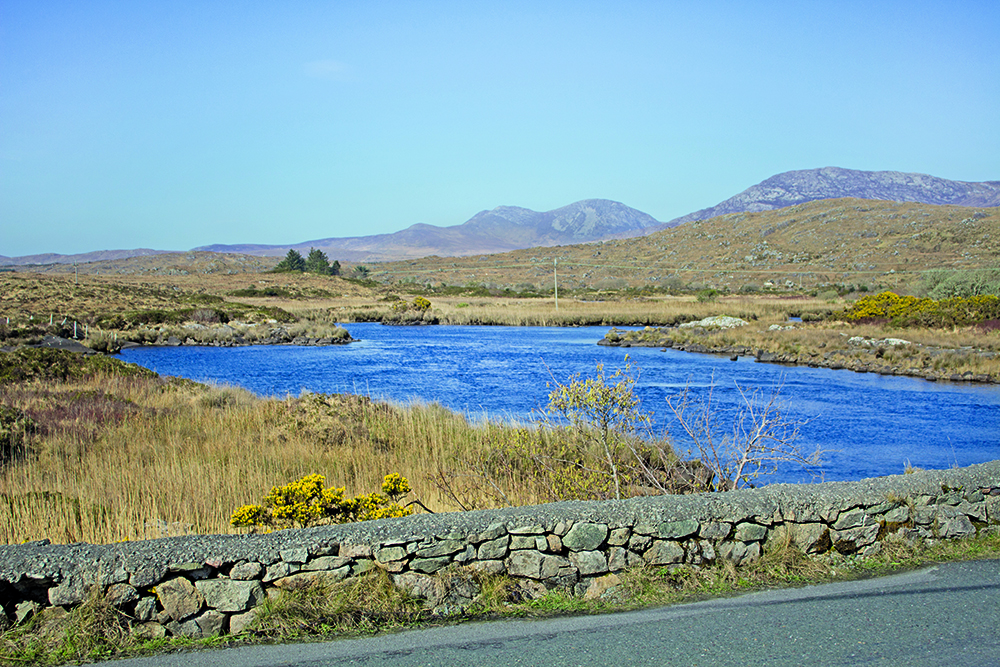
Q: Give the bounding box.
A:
[476,523,508,543]
[699,540,716,562]
[607,546,629,572]
[643,540,685,565]
[279,547,309,564]
[272,569,350,589]
[195,579,263,613]
[166,618,201,637]
[155,577,204,621]
[375,546,408,563]
[699,522,732,540]
[584,573,623,601]
[134,596,158,622]
[229,561,263,580]
[883,506,910,524]
[48,575,87,607]
[719,541,759,566]
[734,523,768,542]
[608,527,630,546]
[472,560,506,575]
[718,541,747,565]
[228,609,257,635]
[15,600,38,624]
[628,533,652,552]
[569,550,608,576]
[508,551,575,582]
[564,523,609,552]
[410,556,453,574]
[509,536,537,550]
[302,556,352,571]
[133,622,168,639]
[394,572,443,606]
[987,495,1000,523]
[772,522,831,554]
[956,501,987,522]
[479,535,510,560]
[658,519,699,540]
[633,523,657,536]
[832,524,880,554]
[509,524,546,535]
[832,508,874,530]
[262,561,292,583]
[415,540,465,559]
[194,609,227,636]
[168,562,212,580]
[553,521,572,536]
[938,515,976,539]
[339,543,373,559]
[454,545,476,563]
[129,562,167,589]
[105,583,139,608]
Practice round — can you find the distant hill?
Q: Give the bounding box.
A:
[0,248,171,267]
[668,167,1000,225]
[194,199,666,262]
[373,198,1000,292]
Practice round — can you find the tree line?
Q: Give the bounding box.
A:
[273,248,342,276]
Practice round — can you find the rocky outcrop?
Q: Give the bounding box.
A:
[1,462,998,638]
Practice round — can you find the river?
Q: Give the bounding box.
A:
[120,323,1000,484]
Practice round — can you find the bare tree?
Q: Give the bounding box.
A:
[666,378,823,491]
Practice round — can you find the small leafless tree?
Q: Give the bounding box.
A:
[666,378,823,491]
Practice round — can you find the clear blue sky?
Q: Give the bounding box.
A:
[2,0,998,257]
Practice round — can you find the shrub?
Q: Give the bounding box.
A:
[231,473,413,531]
[841,291,1000,328]
[412,296,431,312]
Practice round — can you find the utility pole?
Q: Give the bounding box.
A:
[554,259,559,311]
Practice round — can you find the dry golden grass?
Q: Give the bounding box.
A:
[0,372,570,544]
[321,294,834,327]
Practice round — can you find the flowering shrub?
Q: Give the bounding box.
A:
[842,291,1000,328]
[411,296,432,312]
[231,473,413,531]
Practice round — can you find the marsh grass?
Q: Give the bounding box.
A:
[1,361,636,544]
[325,294,826,328]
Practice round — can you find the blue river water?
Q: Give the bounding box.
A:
[121,323,1000,484]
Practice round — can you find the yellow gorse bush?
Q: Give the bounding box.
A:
[843,291,1000,327]
[230,473,413,531]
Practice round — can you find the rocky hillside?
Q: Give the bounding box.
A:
[668,167,1000,225]
[195,199,664,262]
[372,198,1000,292]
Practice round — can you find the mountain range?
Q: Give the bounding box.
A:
[192,199,664,262]
[3,167,998,266]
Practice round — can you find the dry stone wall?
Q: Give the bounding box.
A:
[1,461,998,638]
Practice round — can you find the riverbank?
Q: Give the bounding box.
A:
[600,322,1000,384]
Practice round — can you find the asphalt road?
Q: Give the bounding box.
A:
[87,559,1000,667]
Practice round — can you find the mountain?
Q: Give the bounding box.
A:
[194,199,665,262]
[0,248,171,267]
[667,167,1000,226]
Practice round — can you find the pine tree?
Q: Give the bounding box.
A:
[275,249,306,272]
[305,247,331,275]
